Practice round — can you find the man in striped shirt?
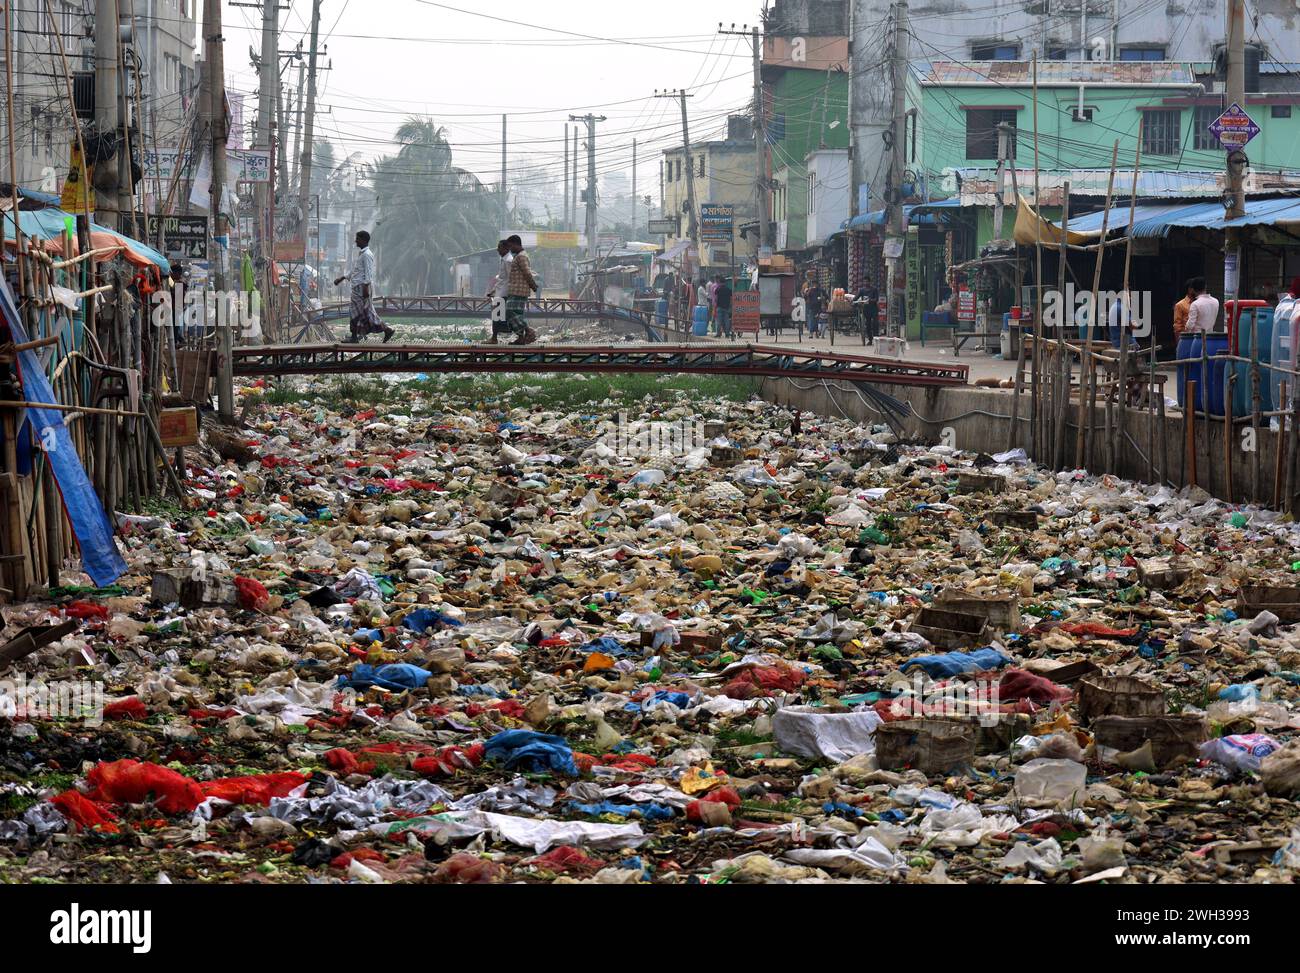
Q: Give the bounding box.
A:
[505,235,539,345]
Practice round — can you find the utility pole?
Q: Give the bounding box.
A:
[720,23,771,251]
[572,127,579,234]
[204,0,233,421]
[1224,0,1247,333]
[94,0,121,226]
[501,114,508,231]
[632,138,637,239]
[116,0,135,234]
[290,54,305,195]
[255,0,279,290]
[297,0,322,241]
[654,90,698,249]
[568,113,605,260]
[885,2,909,337]
[563,124,570,232]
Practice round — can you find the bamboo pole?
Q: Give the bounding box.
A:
[1077,142,1119,471]
[1275,383,1287,509]
[1031,54,1043,465]
[1052,181,1071,471]
[1225,371,1235,504]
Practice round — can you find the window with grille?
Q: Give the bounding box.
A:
[1120,47,1166,61]
[1141,109,1181,155]
[1193,104,1221,150]
[965,109,1018,161]
[971,43,1019,60]
[698,156,705,178]
[1273,104,1292,119]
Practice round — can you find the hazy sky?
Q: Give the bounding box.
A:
[221,0,766,194]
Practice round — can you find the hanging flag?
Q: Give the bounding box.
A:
[60,144,92,212]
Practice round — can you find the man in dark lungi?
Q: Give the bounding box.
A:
[334,230,393,343]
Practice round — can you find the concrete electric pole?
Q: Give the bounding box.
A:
[297,0,322,240]
[654,90,698,250]
[203,0,234,421]
[568,113,605,260]
[885,2,909,337]
[93,0,121,227]
[1223,0,1247,325]
[256,0,279,281]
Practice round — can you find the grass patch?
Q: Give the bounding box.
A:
[414,372,756,408]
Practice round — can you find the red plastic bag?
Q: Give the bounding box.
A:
[64,601,109,621]
[51,790,119,833]
[410,743,484,777]
[526,845,606,874]
[198,772,307,806]
[433,852,507,884]
[103,697,148,720]
[998,669,1072,706]
[234,576,270,612]
[87,760,205,814]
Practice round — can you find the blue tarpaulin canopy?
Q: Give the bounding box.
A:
[1039,196,1300,240]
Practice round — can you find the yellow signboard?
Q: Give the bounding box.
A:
[535,231,580,249]
[60,145,92,212]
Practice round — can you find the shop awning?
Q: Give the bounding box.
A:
[3,204,171,275]
[1028,195,1300,241]
[1012,195,1090,247]
[840,199,961,231]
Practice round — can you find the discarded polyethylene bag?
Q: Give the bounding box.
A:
[900,648,1010,678]
[1199,734,1282,776]
[484,730,579,776]
[338,663,432,692]
[773,705,884,762]
[401,608,463,633]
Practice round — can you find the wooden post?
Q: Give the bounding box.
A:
[1078,142,1119,471]
[1186,380,1198,489]
[1224,371,1235,504]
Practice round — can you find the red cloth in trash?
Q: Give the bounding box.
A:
[87,760,205,814]
[234,576,270,611]
[1056,622,1139,639]
[103,697,148,720]
[410,744,484,777]
[64,601,109,621]
[722,665,806,699]
[51,790,119,833]
[998,669,1073,705]
[88,760,308,814]
[526,845,606,874]
[198,772,306,805]
[433,852,508,884]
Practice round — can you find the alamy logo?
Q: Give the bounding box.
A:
[49,904,152,953]
[1042,285,1152,338]
[604,411,706,459]
[150,284,261,337]
[0,674,104,726]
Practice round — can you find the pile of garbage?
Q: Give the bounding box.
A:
[3,378,1300,884]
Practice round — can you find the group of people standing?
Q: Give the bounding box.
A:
[658,270,734,338]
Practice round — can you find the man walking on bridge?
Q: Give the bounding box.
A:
[506,235,539,345]
[335,230,394,343]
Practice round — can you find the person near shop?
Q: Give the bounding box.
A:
[486,239,513,344]
[334,230,394,343]
[1183,277,1221,334]
[856,281,880,345]
[714,277,733,339]
[1107,291,1137,349]
[802,271,827,338]
[706,275,720,327]
[503,235,539,345]
[1172,279,1195,340]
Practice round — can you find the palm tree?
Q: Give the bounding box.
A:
[369,118,498,293]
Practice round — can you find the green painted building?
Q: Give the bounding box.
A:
[765,59,851,252]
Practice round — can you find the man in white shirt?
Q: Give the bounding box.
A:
[1184,276,1221,334]
[485,239,513,344]
[334,230,393,343]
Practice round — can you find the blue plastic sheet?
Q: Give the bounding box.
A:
[580,635,629,657]
[570,801,675,821]
[401,608,463,633]
[900,647,1011,678]
[0,276,126,586]
[338,662,432,691]
[484,730,578,776]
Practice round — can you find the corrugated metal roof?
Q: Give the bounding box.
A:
[840,202,956,231]
[1039,196,1300,239]
[914,59,1197,86]
[955,168,1300,207]
[1131,197,1300,237]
